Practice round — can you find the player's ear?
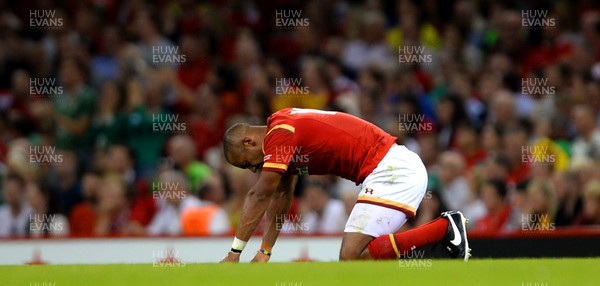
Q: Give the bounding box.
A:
[242,136,254,147]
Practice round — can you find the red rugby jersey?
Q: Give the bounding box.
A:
[261,108,396,184]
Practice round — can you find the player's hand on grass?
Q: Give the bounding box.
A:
[250,251,270,263]
[220,252,241,263]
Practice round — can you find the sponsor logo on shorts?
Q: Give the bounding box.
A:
[364,188,374,195]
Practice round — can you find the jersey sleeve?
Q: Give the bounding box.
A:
[262,127,296,173]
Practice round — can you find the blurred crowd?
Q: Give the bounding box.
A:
[1,0,600,238]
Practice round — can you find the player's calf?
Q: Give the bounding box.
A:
[339,232,375,260]
[367,212,471,261]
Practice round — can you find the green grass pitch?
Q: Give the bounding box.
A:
[2,258,598,286]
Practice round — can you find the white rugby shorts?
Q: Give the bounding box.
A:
[344,144,428,237]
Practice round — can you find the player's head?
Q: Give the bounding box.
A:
[223,123,265,173]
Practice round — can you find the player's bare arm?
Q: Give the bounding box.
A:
[220,171,282,263]
[251,174,297,262]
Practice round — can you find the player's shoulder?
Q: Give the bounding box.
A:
[266,108,296,133]
[268,108,293,122]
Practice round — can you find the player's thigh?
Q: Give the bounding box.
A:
[344,202,409,238]
[341,203,408,260]
[355,144,428,219]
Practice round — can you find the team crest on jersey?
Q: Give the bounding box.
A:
[296,166,309,175]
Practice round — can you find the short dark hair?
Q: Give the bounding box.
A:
[485,179,508,199]
[5,174,25,188]
[222,123,250,164]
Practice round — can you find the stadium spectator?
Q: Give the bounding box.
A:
[487,90,518,131]
[147,170,230,236]
[198,171,231,207]
[472,179,511,234]
[52,57,97,154]
[0,174,32,237]
[502,125,532,184]
[505,180,530,231]
[87,81,124,152]
[438,151,470,212]
[223,166,259,231]
[26,180,69,237]
[454,123,487,171]
[571,105,600,162]
[436,95,468,149]
[69,171,100,237]
[553,171,583,226]
[342,11,390,72]
[574,179,600,225]
[101,144,156,234]
[132,9,176,69]
[93,175,131,236]
[89,26,123,87]
[481,124,503,156]
[167,134,212,193]
[47,150,82,216]
[120,78,168,179]
[69,173,131,237]
[523,180,557,231]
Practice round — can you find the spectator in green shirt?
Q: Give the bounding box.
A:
[53,57,97,153]
[120,79,168,179]
[167,134,211,193]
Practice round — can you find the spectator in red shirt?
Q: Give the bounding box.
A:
[454,123,487,172]
[472,179,511,234]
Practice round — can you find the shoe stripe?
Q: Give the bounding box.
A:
[389,234,400,259]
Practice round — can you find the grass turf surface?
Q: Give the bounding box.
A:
[2,258,598,286]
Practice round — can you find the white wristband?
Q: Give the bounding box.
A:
[231,237,247,252]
